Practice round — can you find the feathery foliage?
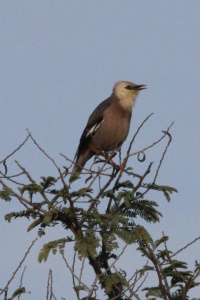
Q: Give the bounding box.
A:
[1,120,199,300]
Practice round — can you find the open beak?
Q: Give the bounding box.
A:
[135,84,147,91]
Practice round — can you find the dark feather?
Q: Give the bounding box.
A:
[75,95,118,159]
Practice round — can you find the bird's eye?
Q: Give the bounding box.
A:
[125,85,133,90]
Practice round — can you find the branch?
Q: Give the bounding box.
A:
[59,250,90,292]
[125,113,154,163]
[153,125,173,184]
[0,134,30,164]
[171,236,200,259]
[0,238,38,296]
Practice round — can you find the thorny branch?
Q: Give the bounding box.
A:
[46,269,57,300]
[0,238,38,296]
[0,134,31,165]
[1,118,199,299]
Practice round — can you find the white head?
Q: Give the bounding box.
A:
[113,81,146,109]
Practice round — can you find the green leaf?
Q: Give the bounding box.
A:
[43,214,53,223]
[132,225,152,245]
[40,176,56,190]
[114,228,137,244]
[5,210,31,222]
[101,189,116,200]
[70,188,93,198]
[74,233,99,259]
[143,287,163,298]
[74,285,86,292]
[139,265,154,277]
[125,199,162,223]
[19,183,43,195]
[152,184,178,193]
[194,261,200,272]
[100,231,118,252]
[154,235,169,249]
[38,228,45,237]
[11,287,26,298]
[116,190,134,206]
[149,183,178,202]
[115,180,134,189]
[27,218,43,232]
[38,238,67,263]
[5,212,15,222]
[102,273,120,294]
[69,173,80,183]
[0,188,12,201]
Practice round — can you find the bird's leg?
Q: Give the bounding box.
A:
[92,149,116,165]
[91,148,124,172]
[103,152,119,168]
[104,151,116,161]
[89,145,101,155]
[89,145,105,165]
[103,151,125,173]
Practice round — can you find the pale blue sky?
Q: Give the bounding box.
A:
[0,1,200,299]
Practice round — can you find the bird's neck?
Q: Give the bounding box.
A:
[118,94,137,110]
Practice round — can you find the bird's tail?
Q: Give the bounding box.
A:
[70,149,93,181]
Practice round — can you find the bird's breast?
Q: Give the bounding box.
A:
[91,103,132,151]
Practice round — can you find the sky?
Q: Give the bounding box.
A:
[0,1,200,299]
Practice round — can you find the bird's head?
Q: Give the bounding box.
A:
[113,81,146,109]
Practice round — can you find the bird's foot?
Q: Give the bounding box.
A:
[103,152,125,173]
[110,161,125,173]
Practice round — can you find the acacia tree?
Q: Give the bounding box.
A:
[0,115,200,300]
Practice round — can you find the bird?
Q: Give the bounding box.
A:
[71,80,146,177]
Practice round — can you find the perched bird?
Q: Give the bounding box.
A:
[71,81,146,176]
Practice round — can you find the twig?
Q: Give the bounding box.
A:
[86,275,99,299]
[0,179,47,215]
[28,131,73,205]
[171,236,200,259]
[0,134,30,164]
[110,114,154,192]
[27,130,60,173]
[59,250,90,292]
[133,271,148,294]
[15,160,35,183]
[153,125,174,184]
[145,243,169,300]
[46,269,55,300]
[112,265,141,300]
[72,251,80,300]
[0,238,38,296]
[79,167,119,227]
[0,171,25,185]
[126,113,153,155]
[2,161,7,175]
[18,266,27,300]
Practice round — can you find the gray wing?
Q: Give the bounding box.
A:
[76,96,116,157]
